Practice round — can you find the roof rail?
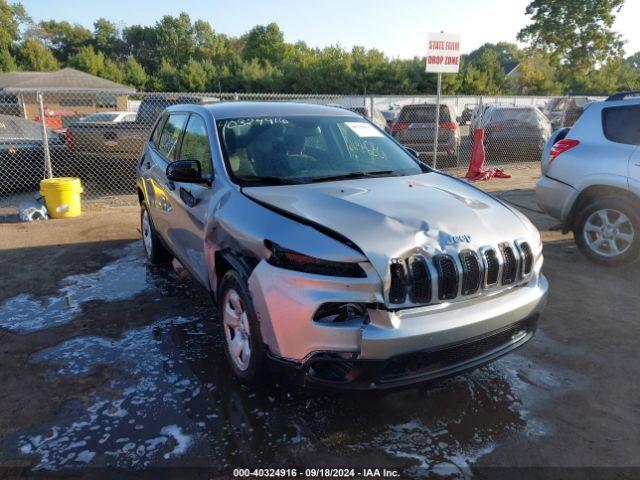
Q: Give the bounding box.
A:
[605,91,640,102]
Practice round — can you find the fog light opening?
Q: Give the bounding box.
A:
[313,303,369,324]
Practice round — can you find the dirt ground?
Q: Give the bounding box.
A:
[1,164,639,479]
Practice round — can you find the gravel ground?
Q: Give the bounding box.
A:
[0,165,638,479]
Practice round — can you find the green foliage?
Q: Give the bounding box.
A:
[0,46,16,72]
[518,0,625,80]
[123,55,147,89]
[35,20,92,61]
[15,38,59,71]
[0,0,638,96]
[67,45,105,76]
[242,23,288,66]
[625,52,640,70]
[0,0,28,51]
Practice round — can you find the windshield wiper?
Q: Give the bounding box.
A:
[238,175,305,186]
[309,170,397,183]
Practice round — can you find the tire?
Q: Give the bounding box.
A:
[140,203,172,265]
[218,270,269,385]
[573,196,640,266]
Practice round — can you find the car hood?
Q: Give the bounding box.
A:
[243,172,534,280]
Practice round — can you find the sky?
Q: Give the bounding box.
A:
[18,0,640,58]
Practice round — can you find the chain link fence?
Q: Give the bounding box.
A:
[0,90,601,200]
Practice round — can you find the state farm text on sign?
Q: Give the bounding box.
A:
[426,33,461,74]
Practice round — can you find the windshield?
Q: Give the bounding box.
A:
[217,116,425,185]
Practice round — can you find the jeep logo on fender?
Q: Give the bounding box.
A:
[444,234,472,245]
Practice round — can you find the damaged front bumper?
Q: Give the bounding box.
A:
[248,260,548,389]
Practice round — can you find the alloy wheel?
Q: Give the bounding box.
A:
[223,288,252,371]
[583,208,635,257]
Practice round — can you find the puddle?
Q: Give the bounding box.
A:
[0,243,151,333]
[7,313,581,477]
[0,242,585,477]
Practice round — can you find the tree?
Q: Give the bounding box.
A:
[465,42,521,68]
[515,50,563,95]
[242,23,288,66]
[16,38,59,71]
[518,0,625,79]
[0,0,29,71]
[102,58,124,83]
[93,18,126,59]
[123,55,147,89]
[178,58,206,91]
[625,52,640,70]
[35,20,92,61]
[67,45,105,76]
[154,12,194,65]
[584,59,640,93]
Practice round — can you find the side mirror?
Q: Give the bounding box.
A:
[405,147,419,158]
[166,160,208,184]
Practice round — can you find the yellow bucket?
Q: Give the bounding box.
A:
[40,177,83,219]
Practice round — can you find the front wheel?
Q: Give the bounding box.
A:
[140,204,172,265]
[573,197,640,266]
[218,270,269,385]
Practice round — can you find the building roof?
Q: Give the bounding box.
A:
[502,61,520,77]
[0,68,135,93]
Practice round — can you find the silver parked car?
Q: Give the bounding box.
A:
[137,102,548,389]
[536,93,640,266]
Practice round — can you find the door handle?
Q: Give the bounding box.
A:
[635,162,640,167]
[165,181,175,191]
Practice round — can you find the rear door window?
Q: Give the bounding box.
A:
[158,113,188,160]
[602,105,640,145]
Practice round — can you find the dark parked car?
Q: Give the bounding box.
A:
[482,106,552,162]
[0,114,67,194]
[389,104,460,166]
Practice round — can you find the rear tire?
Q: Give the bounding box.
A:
[218,270,269,386]
[573,197,640,266]
[140,203,172,265]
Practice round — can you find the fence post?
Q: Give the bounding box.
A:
[368,95,374,120]
[37,91,53,180]
[560,94,570,128]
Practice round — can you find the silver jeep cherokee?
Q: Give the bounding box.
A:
[136,102,548,389]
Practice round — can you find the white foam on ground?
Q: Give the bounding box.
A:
[0,243,149,333]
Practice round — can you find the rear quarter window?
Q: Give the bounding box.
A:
[151,114,167,148]
[602,105,640,145]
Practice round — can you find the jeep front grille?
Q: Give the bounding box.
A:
[518,241,533,278]
[499,243,517,285]
[389,261,406,304]
[387,240,534,306]
[409,256,431,304]
[459,250,481,295]
[483,248,500,287]
[434,254,459,300]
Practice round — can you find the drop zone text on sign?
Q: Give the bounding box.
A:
[426,32,461,73]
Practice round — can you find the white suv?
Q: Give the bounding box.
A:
[536,92,640,266]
